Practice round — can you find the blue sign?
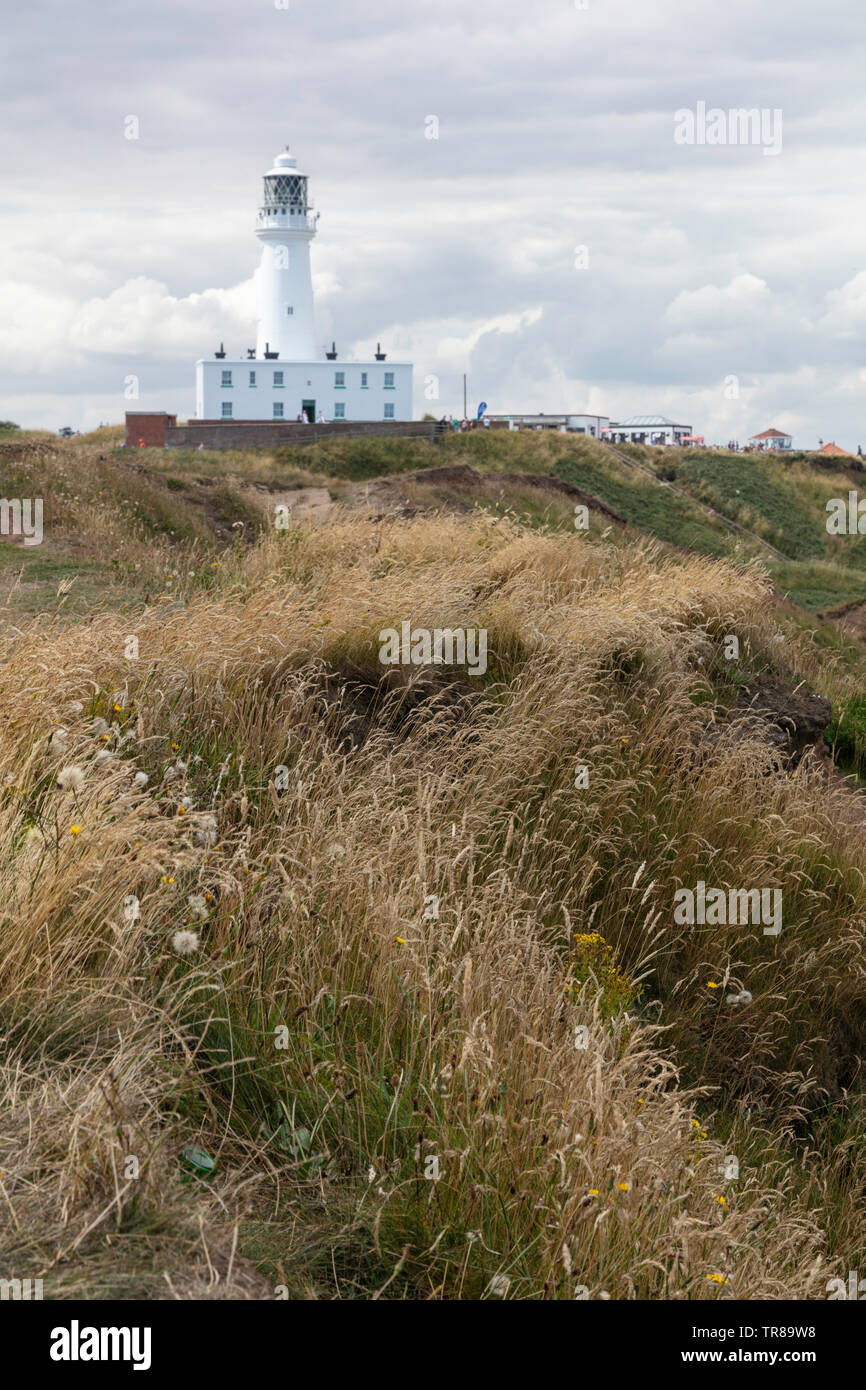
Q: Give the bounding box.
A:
[477,401,488,420]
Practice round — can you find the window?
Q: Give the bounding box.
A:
[286,306,294,316]
[249,371,256,387]
[361,372,368,388]
[384,403,395,420]
[221,370,232,388]
[335,371,345,388]
[273,371,284,387]
[334,403,346,419]
[263,172,308,212]
[384,371,395,389]
[221,402,233,419]
[273,402,284,419]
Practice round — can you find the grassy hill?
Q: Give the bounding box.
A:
[3,429,866,1298]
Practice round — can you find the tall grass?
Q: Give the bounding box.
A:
[0,510,862,1297]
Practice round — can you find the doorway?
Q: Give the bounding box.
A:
[302,400,315,423]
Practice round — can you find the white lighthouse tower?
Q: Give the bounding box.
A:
[194,144,413,427]
[255,147,319,361]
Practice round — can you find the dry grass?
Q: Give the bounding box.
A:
[0,508,863,1298]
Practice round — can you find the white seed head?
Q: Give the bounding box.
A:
[193,814,218,848]
[56,765,85,792]
[172,929,200,956]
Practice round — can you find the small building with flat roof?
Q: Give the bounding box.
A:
[602,415,693,446]
[484,412,610,435]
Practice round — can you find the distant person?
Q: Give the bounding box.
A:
[483,416,491,430]
[296,412,304,422]
[859,445,863,457]
[317,410,325,424]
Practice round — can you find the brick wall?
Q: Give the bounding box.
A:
[125,413,177,448]
[164,420,438,449]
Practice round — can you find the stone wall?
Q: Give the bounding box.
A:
[164,420,438,449]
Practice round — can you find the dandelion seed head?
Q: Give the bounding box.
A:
[487,1274,510,1298]
[172,929,200,956]
[57,765,84,792]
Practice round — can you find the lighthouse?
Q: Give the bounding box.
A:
[194,144,413,427]
[254,147,319,361]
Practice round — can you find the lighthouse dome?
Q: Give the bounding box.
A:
[265,148,308,179]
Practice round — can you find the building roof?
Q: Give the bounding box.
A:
[749,428,792,440]
[619,414,686,428]
[817,441,853,456]
[265,147,308,178]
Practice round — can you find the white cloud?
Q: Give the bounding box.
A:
[821,272,866,340]
[664,274,771,329]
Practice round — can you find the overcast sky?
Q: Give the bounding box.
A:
[3,0,866,446]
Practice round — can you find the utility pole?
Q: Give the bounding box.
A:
[463,374,468,420]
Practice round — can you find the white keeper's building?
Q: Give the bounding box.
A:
[195,146,413,423]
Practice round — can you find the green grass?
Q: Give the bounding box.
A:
[0,544,126,619]
[769,558,866,612]
[553,452,737,555]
